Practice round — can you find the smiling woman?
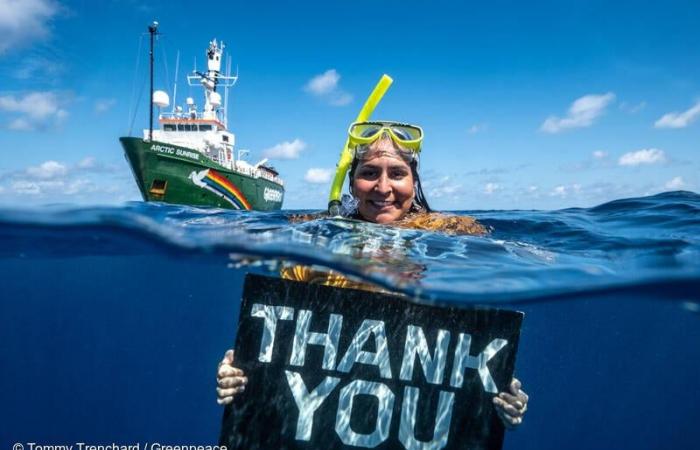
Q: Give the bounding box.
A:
[350,135,422,224]
[216,120,529,432]
[345,120,428,223]
[279,122,488,290]
[342,121,486,235]
[288,121,487,234]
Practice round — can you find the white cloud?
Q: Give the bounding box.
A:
[540,93,615,133]
[94,98,117,114]
[483,182,501,195]
[2,157,117,184]
[262,139,306,159]
[304,168,333,184]
[12,180,41,195]
[467,123,487,134]
[0,91,61,119]
[304,69,353,106]
[665,176,685,190]
[0,91,69,130]
[26,160,67,179]
[551,185,566,197]
[424,175,462,199]
[619,101,646,114]
[8,117,33,131]
[3,157,130,200]
[654,101,700,129]
[549,184,582,198]
[0,0,59,54]
[14,55,65,80]
[525,185,541,199]
[64,178,95,195]
[73,156,118,174]
[560,150,614,172]
[618,148,666,166]
[329,93,352,107]
[305,69,340,95]
[77,157,96,169]
[10,179,65,196]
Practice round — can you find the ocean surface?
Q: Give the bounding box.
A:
[1,190,699,449]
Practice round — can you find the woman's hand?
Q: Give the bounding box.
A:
[216,349,248,405]
[493,378,528,429]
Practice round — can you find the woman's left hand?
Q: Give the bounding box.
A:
[492,378,528,429]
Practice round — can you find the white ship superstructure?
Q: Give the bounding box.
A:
[146,39,282,186]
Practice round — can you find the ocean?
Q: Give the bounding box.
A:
[1,190,699,449]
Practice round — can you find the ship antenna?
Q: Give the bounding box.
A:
[148,20,159,142]
[172,50,180,114]
[224,54,231,128]
[127,33,145,135]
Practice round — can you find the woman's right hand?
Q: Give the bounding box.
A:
[216,349,248,405]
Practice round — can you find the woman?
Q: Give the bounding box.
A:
[217,121,529,429]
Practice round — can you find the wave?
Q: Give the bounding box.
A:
[1,191,699,305]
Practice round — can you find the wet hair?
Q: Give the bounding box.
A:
[348,144,432,215]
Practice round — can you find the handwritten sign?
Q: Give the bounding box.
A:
[220,274,523,450]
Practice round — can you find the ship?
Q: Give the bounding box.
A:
[120,22,284,211]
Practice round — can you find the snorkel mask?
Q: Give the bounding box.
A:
[348,121,424,155]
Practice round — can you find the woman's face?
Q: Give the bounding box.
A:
[352,138,415,224]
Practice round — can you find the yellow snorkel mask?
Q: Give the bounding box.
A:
[348,121,424,154]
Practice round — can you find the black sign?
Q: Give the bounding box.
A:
[220,274,523,450]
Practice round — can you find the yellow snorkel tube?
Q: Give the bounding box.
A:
[328,74,393,216]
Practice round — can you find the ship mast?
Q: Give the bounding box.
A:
[148,21,159,142]
[187,39,237,125]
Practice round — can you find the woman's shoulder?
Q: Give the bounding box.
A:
[287,210,488,236]
[396,211,489,235]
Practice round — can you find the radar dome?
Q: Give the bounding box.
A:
[210,92,222,107]
[153,90,169,108]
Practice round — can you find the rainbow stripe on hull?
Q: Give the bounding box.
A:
[191,168,252,210]
[120,137,284,211]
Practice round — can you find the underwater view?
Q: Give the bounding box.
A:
[1,191,699,449]
[2,1,700,448]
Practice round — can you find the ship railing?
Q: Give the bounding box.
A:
[209,155,232,170]
[228,163,283,186]
[159,112,226,129]
[160,111,212,120]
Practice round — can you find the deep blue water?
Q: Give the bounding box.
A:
[1,191,699,449]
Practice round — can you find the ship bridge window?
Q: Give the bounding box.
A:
[163,124,176,131]
[199,125,212,131]
[222,135,229,142]
[177,124,185,131]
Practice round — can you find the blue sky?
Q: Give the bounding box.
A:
[0,0,698,210]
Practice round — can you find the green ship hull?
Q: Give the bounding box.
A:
[120,137,284,210]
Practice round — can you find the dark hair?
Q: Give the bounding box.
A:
[348,156,432,214]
